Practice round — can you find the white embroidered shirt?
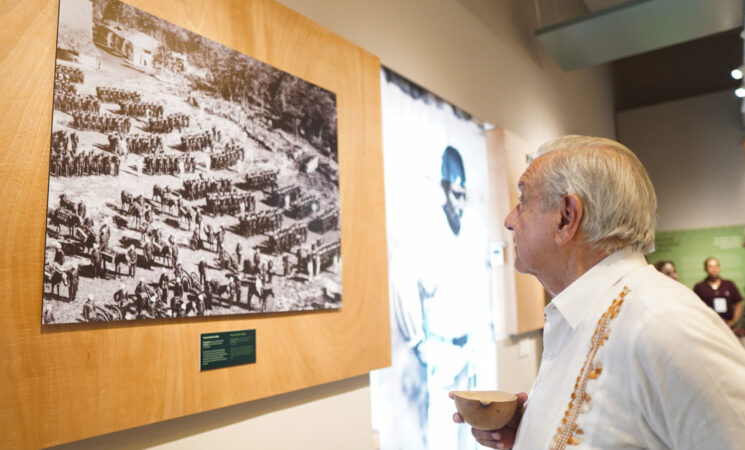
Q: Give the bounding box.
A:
[514,248,745,449]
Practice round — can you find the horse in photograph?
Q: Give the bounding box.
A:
[127,202,147,230]
[49,207,81,237]
[178,202,195,230]
[43,263,68,299]
[201,223,220,252]
[121,190,148,229]
[152,241,173,267]
[152,184,174,206]
[120,189,133,212]
[72,223,99,255]
[162,193,180,216]
[114,245,138,277]
[153,184,181,217]
[206,278,234,309]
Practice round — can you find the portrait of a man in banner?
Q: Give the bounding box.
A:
[371,68,497,450]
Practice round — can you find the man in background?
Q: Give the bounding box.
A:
[694,257,743,330]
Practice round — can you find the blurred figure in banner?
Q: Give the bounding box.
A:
[694,257,743,330]
[654,259,679,281]
[386,146,493,450]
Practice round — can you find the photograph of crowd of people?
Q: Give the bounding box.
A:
[41,0,341,324]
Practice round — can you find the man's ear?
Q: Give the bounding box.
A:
[555,194,583,244]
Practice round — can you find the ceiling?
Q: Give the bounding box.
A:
[612,28,743,111]
[533,0,744,111]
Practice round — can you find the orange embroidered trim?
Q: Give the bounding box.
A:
[549,286,630,449]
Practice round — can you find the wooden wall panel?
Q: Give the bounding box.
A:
[485,128,545,335]
[0,1,390,448]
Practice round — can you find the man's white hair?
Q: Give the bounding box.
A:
[536,135,657,254]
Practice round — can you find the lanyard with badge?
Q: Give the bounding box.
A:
[713,297,728,313]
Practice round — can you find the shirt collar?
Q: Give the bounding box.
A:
[547,247,648,329]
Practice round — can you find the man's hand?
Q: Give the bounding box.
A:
[450,391,528,449]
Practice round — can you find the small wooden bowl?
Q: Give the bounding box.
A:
[452,390,517,430]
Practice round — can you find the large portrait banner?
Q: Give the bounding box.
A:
[42,0,341,324]
[370,68,498,450]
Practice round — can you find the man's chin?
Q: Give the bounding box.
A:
[513,256,538,276]
[513,259,527,274]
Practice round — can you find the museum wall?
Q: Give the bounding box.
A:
[3,0,392,448]
[617,90,745,231]
[279,0,617,151]
[33,0,618,448]
[52,375,372,450]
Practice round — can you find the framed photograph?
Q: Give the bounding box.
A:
[4,0,389,445]
[42,0,341,324]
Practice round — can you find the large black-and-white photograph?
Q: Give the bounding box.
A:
[42,0,341,324]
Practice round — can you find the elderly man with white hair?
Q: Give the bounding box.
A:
[453,135,745,449]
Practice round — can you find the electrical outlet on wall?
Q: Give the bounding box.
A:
[490,242,506,267]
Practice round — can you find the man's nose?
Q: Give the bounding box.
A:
[504,207,516,231]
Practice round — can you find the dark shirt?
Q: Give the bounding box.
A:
[693,279,743,321]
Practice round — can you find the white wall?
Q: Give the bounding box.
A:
[51,375,373,450]
[617,90,745,231]
[279,0,616,151]
[52,1,617,448]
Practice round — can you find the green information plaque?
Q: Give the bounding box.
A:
[200,330,256,371]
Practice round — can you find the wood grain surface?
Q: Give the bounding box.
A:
[486,128,545,335]
[0,1,390,447]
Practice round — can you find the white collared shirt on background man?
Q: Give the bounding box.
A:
[514,247,745,449]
